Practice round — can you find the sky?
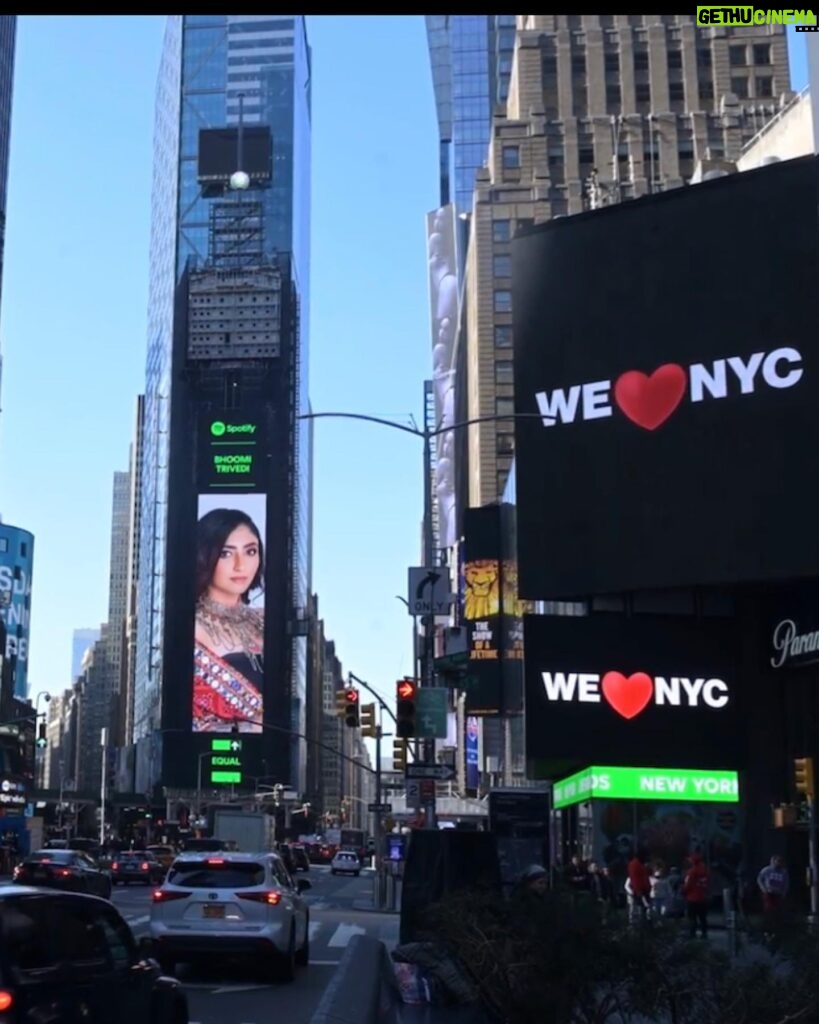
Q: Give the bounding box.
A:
[0,18,810,718]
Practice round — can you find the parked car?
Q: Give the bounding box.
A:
[330,850,361,877]
[111,852,165,886]
[290,845,310,872]
[149,852,311,982]
[0,886,188,1022]
[13,850,113,900]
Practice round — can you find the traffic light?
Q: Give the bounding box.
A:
[36,721,47,750]
[396,678,416,738]
[794,756,815,798]
[344,688,360,728]
[393,739,407,772]
[360,703,377,738]
[335,689,348,717]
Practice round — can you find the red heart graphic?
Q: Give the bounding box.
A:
[613,364,687,431]
[601,671,654,720]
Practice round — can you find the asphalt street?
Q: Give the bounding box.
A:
[112,864,399,1024]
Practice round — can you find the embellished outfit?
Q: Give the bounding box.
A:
[193,597,264,733]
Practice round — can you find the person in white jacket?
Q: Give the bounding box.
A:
[650,862,673,917]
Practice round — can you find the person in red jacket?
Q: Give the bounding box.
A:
[682,853,710,939]
[626,852,652,925]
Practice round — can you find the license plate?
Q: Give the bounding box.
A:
[33,871,48,882]
[202,904,225,919]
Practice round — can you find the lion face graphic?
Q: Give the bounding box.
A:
[464,560,500,620]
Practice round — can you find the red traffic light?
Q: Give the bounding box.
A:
[345,689,359,704]
[397,680,416,700]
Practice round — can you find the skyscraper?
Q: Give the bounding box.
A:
[135,16,312,795]
[0,16,16,407]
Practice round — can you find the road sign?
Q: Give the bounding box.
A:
[368,802,392,814]
[415,689,448,738]
[405,762,456,781]
[407,567,453,616]
[211,738,242,752]
[405,780,422,806]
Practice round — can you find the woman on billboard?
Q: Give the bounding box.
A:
[193,507,264,734]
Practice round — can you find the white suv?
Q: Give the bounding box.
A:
[330,850,361,877]
[149,852,311,982]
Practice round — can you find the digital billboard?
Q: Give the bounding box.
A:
[463,506,502,716]
[193,493,266,735]
[198,411,267,492]
[0,523,34,699]
[512,155,819,599]
[198,126,272,184]
[524,613,742,772]
[552,766,740,810]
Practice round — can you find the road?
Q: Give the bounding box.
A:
[112,864,399,1024]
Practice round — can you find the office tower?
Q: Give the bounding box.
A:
[0,15,14,396]
[71,629,100,684]
[461,15,791,506]
[135,16,312,795]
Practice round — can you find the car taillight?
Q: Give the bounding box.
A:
[56,869,72,878]
[238,891,282,906]
[152,889,191,903]
[12,866,20,880]
[141,862,150,871]
[0,990,12,1012]
[112,862,119,871]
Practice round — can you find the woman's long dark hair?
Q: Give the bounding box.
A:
[195,508,265,604]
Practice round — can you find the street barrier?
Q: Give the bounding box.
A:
[309,934,489,1024]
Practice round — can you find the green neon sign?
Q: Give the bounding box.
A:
[553,766,740,810]
[211,770,242,784]
[211,739,232,751]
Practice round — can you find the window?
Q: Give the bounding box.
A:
[571,54,585,74]
[502,146,521,170]
[635,82,651,104]
[729,45,746,67]
[578,146,594,166]
[94,909,135,971]
[497,433,515,456]
[634,50,649,72]
[756,76,774,98]
[493,220,511,243]
[0,538,6,553]
[495,398,514,418]
[495,325,513,348]
[669,81,685,103]
[494,290,512,313]
[1,896,58,974]
[667,49,682,70]
[516,218,534,232]
[495,361,514,385]
[730,76,749,99]
[699,80,714,101]
[753,43,771,65]
[20,542,27,557]
[697,48,712,68]
[167,860,267,888]
[543,55,557,75]
[604,52,619,73]
[606,84,621,110]
[497,470,509,497]
[493,254,511,278]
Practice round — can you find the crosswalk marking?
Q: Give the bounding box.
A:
[129,915,149,927]
[309,920,322,940]
[327,922,366,948]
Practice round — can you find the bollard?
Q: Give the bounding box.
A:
[722,886,738,957]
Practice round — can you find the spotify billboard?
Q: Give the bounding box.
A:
[198,412,266,491]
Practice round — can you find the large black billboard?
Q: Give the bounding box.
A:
[524,614,742,774]
[512,156,819,600]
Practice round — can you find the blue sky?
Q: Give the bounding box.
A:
[0,18,810,715]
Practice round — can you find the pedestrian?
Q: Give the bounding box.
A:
[757,855,789,933]
[566,854,590,892]
[515,863,549,900]
[589,862,615,920]
[650,860,673,918]
[626,851,652,925]
[682,853,710,939]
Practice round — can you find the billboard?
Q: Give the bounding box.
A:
[0,523,34,699]
[552,766,740,810]
[465,716,479,791]
[512,155,819,599]
[192,494,266,734]
[198,126,272,184]
[463,506,503,715]
[523,613,742,772]
[427,204,461,548]
[198,411,267,492]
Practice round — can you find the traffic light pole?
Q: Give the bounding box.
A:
[374,724,383,907]
[809,794,818,926]
[422,421,437,829]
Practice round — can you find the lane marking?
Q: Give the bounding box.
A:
[212,984,269,995]
[310,959,342,966]
[327,923,366,948]
[308,921,322,940]
[128,915,149,927]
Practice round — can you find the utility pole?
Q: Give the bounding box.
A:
[374,721,383,907]
[421,385,437,829]
[795,756,817,925]
[99,727,108,848]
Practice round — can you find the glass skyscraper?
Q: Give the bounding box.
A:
[425,15,514,211]
[135,15,311,793]
[0,16,16,397]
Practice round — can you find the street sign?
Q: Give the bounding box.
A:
[368,802,392,814]
[405,762,456,781]
[415,689,448,738]
[211,738,242,752]
[407,567,453,616]
[405,779,422,806]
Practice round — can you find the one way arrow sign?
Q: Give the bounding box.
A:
[230,740,242,752]
[408,567,453,617]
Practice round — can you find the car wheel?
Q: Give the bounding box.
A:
[273,926,296,983]
[295,913,309,966]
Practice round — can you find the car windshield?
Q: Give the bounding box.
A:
[28,851,73,864]
[338,853,356,861]
[167,860,266,888]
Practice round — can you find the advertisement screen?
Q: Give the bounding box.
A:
[524,613,742,772]
[192,494,266,734]
[465,716,479,791]
[463,506,503,715]
[198,126,272,183]
[512,156,819,599]
[552,765,740,810]
[0,524,34,700]
[198,410,267,492]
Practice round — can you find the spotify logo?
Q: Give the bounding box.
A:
[210,421,226,437]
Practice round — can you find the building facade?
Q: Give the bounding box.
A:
[71,629,100,685]
[135,15,312,795]
[458,14,791,507]
[0,14,15,389]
